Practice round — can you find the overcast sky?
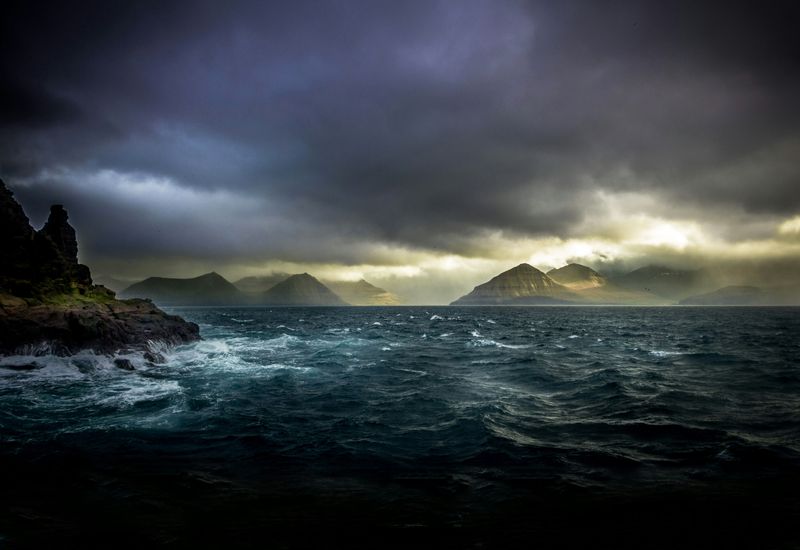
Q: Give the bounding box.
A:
[2,0,799,302]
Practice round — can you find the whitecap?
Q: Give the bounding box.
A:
[468,338,530,349]
[96,379,182,408]
[649,350,682,358]
[430,315,444,321]
[486,319,496,324]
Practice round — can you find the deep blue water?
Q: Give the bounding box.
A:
[2,307,800,548]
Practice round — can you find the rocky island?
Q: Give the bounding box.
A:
[0,179,200,357]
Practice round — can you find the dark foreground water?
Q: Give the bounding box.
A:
[1,307,799,548]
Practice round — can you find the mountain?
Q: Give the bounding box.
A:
[451,263,577,305]
[680,285,800,305]
[234,273,290,293]
[93,274,139,293]
[119,272,243,306]
[324,279,401,305]
[547,263,607,290]
[262,273,348,306]
[679,286,764,305]
[611,265,710,300]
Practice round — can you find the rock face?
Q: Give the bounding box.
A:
[120,272,244,306]
[547,263,607,290]
[451,263,577,305]
[262,273,348,306]
[0,181,35,277]
[324,279,401,306]
[0,178,200,355]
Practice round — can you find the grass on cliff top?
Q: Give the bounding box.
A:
[0,284,120,308]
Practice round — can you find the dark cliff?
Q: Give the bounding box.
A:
[0,178,200,355]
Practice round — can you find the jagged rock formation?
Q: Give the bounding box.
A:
[262,273,348,306]
[1,185,90,295]
[324,279,401,305]
[451,263,578,305]
[120,272,244,306]
[547,263,607,290]
[0,178,200,355]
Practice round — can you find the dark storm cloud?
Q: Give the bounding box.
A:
[2,0,799,265]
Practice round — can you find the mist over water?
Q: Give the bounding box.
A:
[2,307,800,547]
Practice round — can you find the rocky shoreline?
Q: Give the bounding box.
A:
[0,178,200,357]
[0,291,199,357]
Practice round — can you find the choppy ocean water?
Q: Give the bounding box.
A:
[1,306,799,548]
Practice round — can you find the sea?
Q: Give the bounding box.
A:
[1,306,799,548]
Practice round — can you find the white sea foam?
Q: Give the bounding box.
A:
[649,350,683,357]
[468,338,530,349]
[96,379,182,408]
[430,315,444,321]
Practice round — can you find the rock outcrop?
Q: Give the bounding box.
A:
[0,178,200,355]
[0,294,201,355]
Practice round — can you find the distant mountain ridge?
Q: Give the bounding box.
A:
[451,263,577,305]
[234,273,290,293]
[262,273,348,306]
[116,272,402,306]
[680,285,800,306]
[324,279,401,305]
[547,263,607,290]
[610,265,710,299]
[450,262,723,305]
[120,272,244,306]
[112,262,795,307]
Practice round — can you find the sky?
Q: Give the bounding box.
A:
[2,0,799,303]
